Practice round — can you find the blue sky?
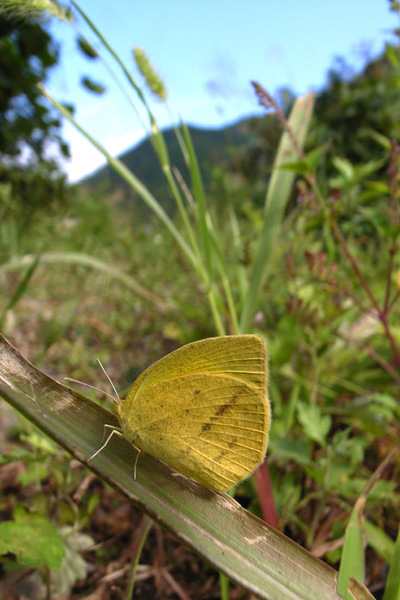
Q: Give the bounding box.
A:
[45,1,398,181]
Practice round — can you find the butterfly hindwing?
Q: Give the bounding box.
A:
[117,335,269,491]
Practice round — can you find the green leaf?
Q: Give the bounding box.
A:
[332,157,354,181]
[270,437,312,465]
[385,42,400,68]
[77,36,99,59]
[81,77,106,95]
[297,402,332,447]
[383,524,400,600]
[0,510,64,570]
[338,450,397,599]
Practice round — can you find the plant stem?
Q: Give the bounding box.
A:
[331,222,380,313]
[383,246,396,313]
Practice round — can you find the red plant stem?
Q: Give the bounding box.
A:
[253,462,279,529]
[384,246,396,313]
[389,288,400,312]
[379,312,400,369]
[251,81,304,160]
[342,287,373,315]
[331,221,381,313]
[332,221,400,369]
[335,330,400,386]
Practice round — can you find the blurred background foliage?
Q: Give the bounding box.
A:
[0,5,399,600]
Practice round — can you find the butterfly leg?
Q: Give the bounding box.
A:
[101,423,121,443]
[132,444,141,480]
[87,426,124,462]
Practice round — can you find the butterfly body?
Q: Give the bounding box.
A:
[116,335,270,492]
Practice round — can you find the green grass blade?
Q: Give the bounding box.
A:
[383,525,400,600]
[337,501,365,600]
[240,93,314,333]
[364,519,395,565]
[39,87,197,270]
[227,203,247,306]
[338,450,397,599]
[70,4,205,284]
[0,254,40,327]
[0,332,370,600]
[179,122,239,331]
[1,252,169,312]
[180,122,213,275]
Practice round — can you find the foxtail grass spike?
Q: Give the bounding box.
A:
[133,47,167,102]
[0,0,72,22]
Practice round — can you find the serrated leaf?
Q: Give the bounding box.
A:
[297,402,332,447]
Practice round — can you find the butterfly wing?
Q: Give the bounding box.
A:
[118,335,269,491]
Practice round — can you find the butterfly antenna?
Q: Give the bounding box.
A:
[64,378,115,402]
[96,359,120,401]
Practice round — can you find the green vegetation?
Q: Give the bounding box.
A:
[0,15,69,218]
[0,2,399,599]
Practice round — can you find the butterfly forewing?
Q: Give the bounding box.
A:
[118,335,269,491]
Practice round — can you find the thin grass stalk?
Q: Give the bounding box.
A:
[44,2,236,335]
[71,1,152,117]
[126,517,153,600]
[1,251,168,311]
[70,6,212,308]
[227,202,248,306]
[173,122,190,166]
[177,124,241,330]
[206,288,226,336]
[179,122,240,331]
[40,88,196,265]
[72,2,193,237]
[207,233,239,333]
[41,88,231,333]
[152,145,204,273]
[180,122,214,275]
[219,572,230,600]
[71,2,182,185]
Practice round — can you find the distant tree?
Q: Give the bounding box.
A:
[311,49,400,165]
[0,17,69,212]
[0,18,69,163]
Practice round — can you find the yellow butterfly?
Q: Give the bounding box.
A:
[91,335,270,492]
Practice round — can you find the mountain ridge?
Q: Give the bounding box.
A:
[80,116,262,218]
